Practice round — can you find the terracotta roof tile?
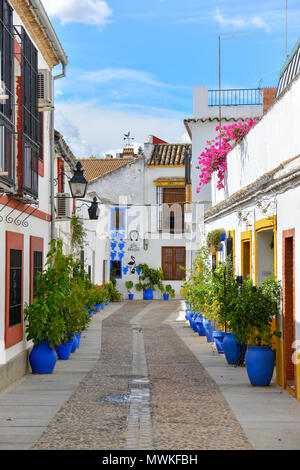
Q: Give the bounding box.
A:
[78,158,135,183]
[148,143,191,166]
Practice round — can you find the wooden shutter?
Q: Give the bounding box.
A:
[162,247,186,280]
[162,187,185,232]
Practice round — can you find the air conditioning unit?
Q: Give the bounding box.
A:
[38,69,53,109]
[56,193,71,219]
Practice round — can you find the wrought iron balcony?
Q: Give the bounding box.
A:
[208,88,263,107]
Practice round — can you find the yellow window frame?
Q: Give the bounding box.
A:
[254,215,277,285]
[241,230,252,280]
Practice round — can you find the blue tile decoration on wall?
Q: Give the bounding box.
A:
[119,242,125,251]
[119,252,125,260]
[123,266,129,275]
[111,251,117,260]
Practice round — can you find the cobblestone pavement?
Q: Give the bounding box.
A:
[32,301,251,450]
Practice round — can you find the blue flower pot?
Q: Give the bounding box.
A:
[246,345,275,386]
[29,342,57,374]
[71,335,78,353]
[56,340,73,360]
[76,332,82,348]
[128,294,134,300]
[212,331,225,354]
[95,304,101,312]
[203,319,214,342]
[196,319,206,336]
[144,289,153,300]
[223,333,238,364]
[163,294,169,301]
[223,333,247,365]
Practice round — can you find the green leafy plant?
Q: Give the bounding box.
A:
[101,281,122,302]
[125,280,134,294]
[24,240,77,348]
[229,277,282,346]
[135,264,164,292]
[206,229,225,252]
[70,214,86,253]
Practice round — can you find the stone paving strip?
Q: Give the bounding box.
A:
[141,302,251,450]
[0,302,125,450]
[126,303,154,450]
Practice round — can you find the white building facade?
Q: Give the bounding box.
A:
[0,0,67,391]
[201,39,300,399]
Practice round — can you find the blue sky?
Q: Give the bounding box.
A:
[41,0,300,157]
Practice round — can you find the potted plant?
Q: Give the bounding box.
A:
[160,284,175,301]
[24,240,72,373]
[230,277,282,386]
[125,280,134,300]
[135,264,164,300]
[206,228,226,254]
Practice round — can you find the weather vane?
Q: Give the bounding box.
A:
[123,131,134,147]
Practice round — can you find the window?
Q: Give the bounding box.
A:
[162,247,185,280]
[9,249,22,327]
[157,187,185,233]
[30,236,43,303]
[0,0,14,182]
[5,231,24,349]
[20,27,39,197]
[111,260,122,279]
[111,208,125,230]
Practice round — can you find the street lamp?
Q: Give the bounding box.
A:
[69,162,88,199]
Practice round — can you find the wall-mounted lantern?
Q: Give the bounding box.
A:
[88,197,99,220]
[69,162,88,199]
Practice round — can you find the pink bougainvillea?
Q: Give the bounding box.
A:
[196,117,260,192]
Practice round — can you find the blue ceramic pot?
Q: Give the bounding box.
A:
[29,342,57,374]
[246,345,275,386]
[223,333,238,364]
[144,289,153,300]
[76,331,82,348]
[203,319,214,342]
[56,339,73,360]
[128,294,134,300]
[212,331,225,353]
[196,320,206,337]
[163,294,169,301]
[71,335,78,353]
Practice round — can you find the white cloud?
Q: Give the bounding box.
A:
[82,68,178,89]
[42,0,113,28]
[54,100,188,158]
[213,9,270,33]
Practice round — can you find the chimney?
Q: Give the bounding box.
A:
[122,147,134,157]
[263,88,277,114]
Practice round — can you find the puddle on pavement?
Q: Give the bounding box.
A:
[106,394,131,404]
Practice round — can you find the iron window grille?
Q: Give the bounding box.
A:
[9,248,22,327]
[14,25,39,198]
[0,0,14,184]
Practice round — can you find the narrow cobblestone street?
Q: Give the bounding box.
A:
[2,300,300,452]
[31,301,250,450]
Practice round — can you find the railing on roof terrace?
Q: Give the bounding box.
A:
[208,88,263,107]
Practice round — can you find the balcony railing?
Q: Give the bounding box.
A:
[208,88,263,107]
